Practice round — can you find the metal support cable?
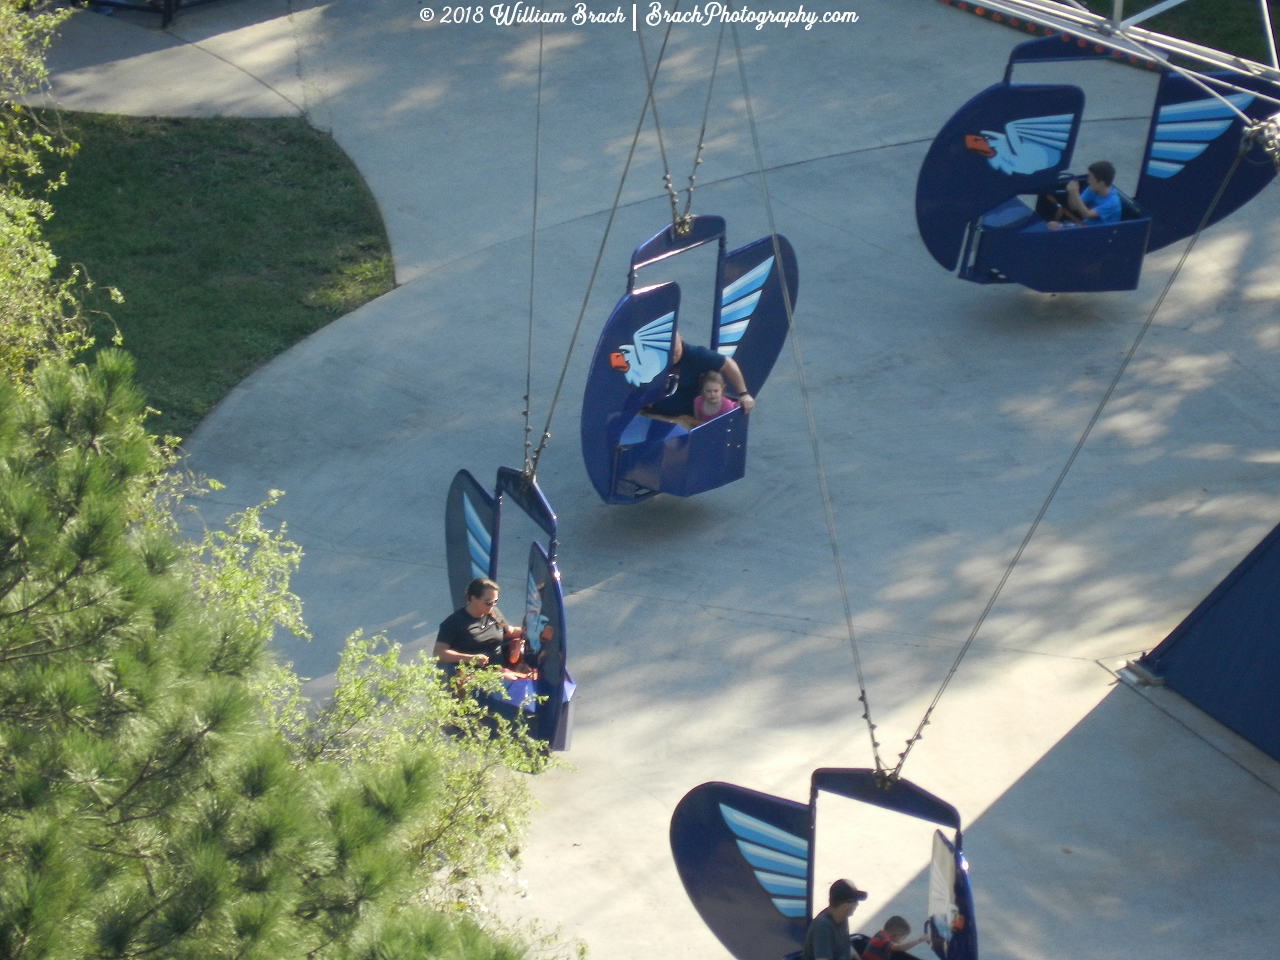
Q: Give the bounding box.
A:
[678,21,728,228]
[637,20,682,230]
[527,10,681,478]
[731,23,886,775]
[522,25,544,476]
[1261,0,1280,71]
[889,139,1255,783]
[1104,28,1265,122]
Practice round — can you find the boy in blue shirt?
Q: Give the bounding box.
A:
[1043,160,1121,229]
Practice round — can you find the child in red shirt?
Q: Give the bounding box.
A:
[861,916,927,960]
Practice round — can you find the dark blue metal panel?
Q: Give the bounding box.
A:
[916,84,1084,271]
[615,406,748,497]
[580,282,682,504]
[524,540,573,749]
[1003,33,1122,80]
[951,842,977,960]
[716,236,798,394]
[630,216,728,271]
[444,470,497,607]
[925,831,978,960]
[810,769,962,831]
[1140,520,1280,761]
[968,190,1151,292]
[671,782,812,960]
[1136,72,1280,252]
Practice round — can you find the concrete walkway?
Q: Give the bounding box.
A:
[36,3,1280,959]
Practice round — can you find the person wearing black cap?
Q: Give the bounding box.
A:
[801,878,868,960]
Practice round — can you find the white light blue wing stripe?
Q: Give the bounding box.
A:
[718,318,750,347]
[634,312,675,349]
[463,493,491,579]
[754,871,807,896]
[721,257,775,303]
[771,898,808,918]
[720,804,810,918]
[715,258,774,359]
[1145,158,1184,179]
[734,840,808,877]
[1146,94,1253,178]
[1149,141,1212,162]
[467,532,488,579]
[1157,118,1234,141]
[1006,114,1073,150]
[720,291,762,326]
[720,804,809,859]
[1157,92,1253,123]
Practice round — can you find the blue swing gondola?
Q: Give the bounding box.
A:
[580,215,798,505]
[916,35,1280,293]
[670,771,978,960]
[444,467,574,750]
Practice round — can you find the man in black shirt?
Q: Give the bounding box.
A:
[802,879,867,960]
[434,578,533,677]
[644,332,754,421]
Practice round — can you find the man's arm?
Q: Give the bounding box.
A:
[433,639,489,666]
[1064,180,1098,221]
[720,357,755,413]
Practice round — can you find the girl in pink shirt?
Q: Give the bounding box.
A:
[693,370,739,424]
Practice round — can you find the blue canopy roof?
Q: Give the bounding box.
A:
[1141,520,1280,761]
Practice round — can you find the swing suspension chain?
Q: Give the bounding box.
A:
[526,5,682,479]
[678,22,727,234]
[522,24,545,476]
[887,134,1256,784]
[730,23,887,777]
[636,23,683,235]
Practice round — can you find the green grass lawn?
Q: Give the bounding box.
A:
[39,113,394,439]
[1080,0,1279,63]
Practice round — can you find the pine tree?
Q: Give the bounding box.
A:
[0,5,553,956]
[0,352,548,960]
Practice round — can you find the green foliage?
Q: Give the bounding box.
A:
[0,16,548,960]
[0,1,98,382]
[257,632,549,911]
[0,352,547,960]
[1080,0,1280,63]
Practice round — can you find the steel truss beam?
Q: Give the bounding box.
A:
[940,0,1280,97]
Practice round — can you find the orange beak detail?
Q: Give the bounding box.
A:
[609,351,629,371]
[540,624,554,642]
[964,134,995,157]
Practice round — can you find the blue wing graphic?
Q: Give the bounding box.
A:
[1145,92,1254,178]
[463,492,492,581]
[716,256,775,358]
[619,311,675,387]
[980,113,1074,176]
[720,802,810,918]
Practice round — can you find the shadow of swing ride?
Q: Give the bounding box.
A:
[432,0,1280,952]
